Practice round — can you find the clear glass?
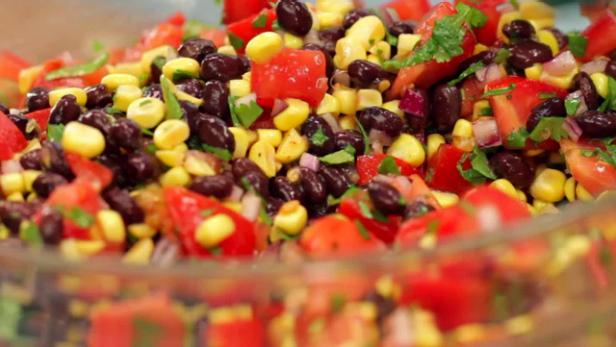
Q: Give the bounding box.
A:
[1,1,613,347]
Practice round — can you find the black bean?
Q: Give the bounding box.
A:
[79,109,112,135]
[200,80,230,119]
[404,201,435,220]
[389,21,414,37]
[431,84,461,133]
[318,27,345,56]
[576,110,616,138]
[189,175,234,199]
[547,28,568,50]
[318,165,350,198]
[200,53,247,82]
[299,168,327,204]
[39,208,63,245]
[108,118,142,150]
[124,152,161,183]
[49,95,81,125]
[178,38,217,62]
[302,43,335,77]
[343,9,371,29]
[26,87,50,112]
[348,60,388,88]
[266,197,284,216]
[301,116,335,155]
[143,84,163,100]
[0,202,38,235]
[367,181,405,215]
[489,152,534,190]
[7,112,37,140]
[508,41,553,70]
[573,72,600,110]
[526,97,566,131]
[98,154,128,188]
[364,291,396,325]
[271,176,303,201]
[20,149,43,170]
[180,101,203,133]
[102,187,145,224]
[85,84,113,109]
[232,158,269,197]
[309,202,335,218]
[150,59,164,84]
[177,79,207,100]
[198,115,235,152]
[357,107,404,136]
[502,20,535,41]
[32,173,68,199]
[606,59,616,79]
[276,0,313,36]
[40,142,74,179]
[334,130,365,155]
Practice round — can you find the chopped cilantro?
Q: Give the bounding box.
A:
[105,107,124,115]
[319,145,356,165]
[259,205,273,226]
[172,69,197,83]
[482,83,516,98]
[19,222,42,247]
[327,186,360,206]
[386,31,399,47]
[160,76,184,120]
[272,20,281,31]
[91,40,106,53]
[354,220,371,241]
[479,106,493,116]
[47,124,65,142]
[252,12,268,28]
[356,121,371,154]
[426,220,440,236]
[539,92,557,99]
[457,147,497,184]
[378,156,401,175]
[140,128,154,136]
[45,53,109,80]
[493,48,511,64]
[152,56,166,70]
[507,128,529,148]
[448,61,485,86]
[202,143,233,161]
[528,117,568,142]
[598,76,616,112]
[565,97,581,116]
[567,32,588,58]
[582,145,616,168]
[145,143,157,154]
[358,201,388,222]
[458,3,488,28]
[67,207,95,228]
[311,127,330,146]
[228,96,263,128]
[228,33,244,50]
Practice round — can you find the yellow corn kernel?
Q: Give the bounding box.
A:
[249,140,277,177]
[283,33,304,49]
[75,240,106,257]
[530,168,566,203]
[96,210,126,244]
[128,223,157,239]
[427,134,445,159]
[366,54,381,66]
[153,119,190,150]
[387,134,425,167]
[184,153,216,177]
[175,89,204,106]
[333,87,358,115]
[276,129,309,164]
[246,32,284,64]
[229,127,252,158]
[382,100,403,117]
[490,179,518,199]
[257,129,283,148]
[339,114,357,130]
[520,1,555,22]
[155,150,185,167]
[590,72,609,98]
[497,11,522,43]
[112,85,143,111]
[453,119,475,151]
[242,71,252,82]
[357,89,383,110]
[564,177,576,202]
[140,45,178,73]
[273,98,310,131]
[532,199,558,214]
[317,12,343,29]
[525,64,543,81]
[49,88,87,107]
[127,97,166,129]
[62,122,106,158]
[347,16,386,49]
[316,94,340,116]
[6,192,24,202]
[378,79,391,93]
[229,79,251,98]
[274,200,308,235]
[1,173,25,195]
[473,44,489,55]
[528,18,555,31]
[540,67,578,89]
[22,170,41,192]
[109,62,144,78]
[369,41,391,61]
[316,0,354,16]
[217,45,237,56]
[432,191,460,208]
[162,57,200,81]
[123,238,154,265]
[160,167,191,187]
[396,34,421,59]
[537,30,560,56]
[196,214,236,248]
[517,190,527,202]
[472,100,492,120]
[575,183,594,202]
[18,65,44,94]
[333,37,366,70]
[102,73,140,91]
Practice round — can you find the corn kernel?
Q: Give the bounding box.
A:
[49,88,87,107]
[257,129,283,148]
[109,62,144,78]
[396,34,422,59]
[387,134,425,167]
[96,210,126,244]
[432,191,460,208]
[453,119,475,151]
[6,192,24,201]
[497,11,522,43]
[517,190,527,202]
[155,150,185,167]
[333,37,366,69]
[316,94,340,116]
[317,12,343,29]
[540,67,578,90]
[154,119,190,150]
[576,183,594,202]
[530,168,566,203]
[274,98,310,131]
[61,239,105,260]
[473,44,489,55]
[242,71,252,82]
[537,30,560,56]
[276,129,309,164]
[427,134,445,159]
[102,73,140,91]
[347,16,386,49]
[229,79,251,98]
[357,89,383,110]
[490,179,518,199]
[62,122,105,158]
[590,72,609,98]
[229,127,252,158]
[196,214,235,248]
[249,140,277,177]
[520,1,555,21]
[162,57,200,81]
[339,114,357,130]
[21,170,40,192]
[113,85,143,111]
[160,167,191,187]
[1,173,25,195]
[315,0,354,15]
[369,41,391,61]
[140,45,178,73]
[333,87,358,115]
[367,54,382,66]
[274,200,308,235]
[127,97,165,129]
[472,100,492,120]
[19,65,44,94]
[283,33,304,49]
[128,223,157,239]
[217,45,237,56]
[175,89,203,106]
[564,177,576,202]
[528,18,555,31]
[246,32,284,64]
[382,100,403,117]
[184,153,216,176]
[123,238,154,265]
[525,64,543,81]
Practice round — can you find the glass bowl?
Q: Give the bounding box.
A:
[1,1,615,347]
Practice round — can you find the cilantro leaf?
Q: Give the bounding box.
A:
[507,128,529,148]
[457,147,497,184]
[565,97,581,116]
[311,127,330,146]
[327,186,360,206]
[228,33,244,50]
[567,32,588,58]
[354,220,371,241]
[456,3,488,29]
[479,106,493,116]
[378,156,401,175]
[252,13,268,28]
[47,124,65,142]
[448,61,485,86]
[19,222,42,247]
[358,201,389,222]
[160,76,184,120]
[67,207,95,228]
[229,96,263,128]
[599,76,616,112]
[386,31,399,47]
[45,53,109,80]
[272,20,281,31]
[319,145,356,165]
[356,121,371,154]
[528,117,567,142]
[202,143,233,161]
[482,83,516,98]
[493,48,511,64]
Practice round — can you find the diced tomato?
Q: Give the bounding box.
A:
[223,0,271,25]
[227,9,277,52]
[582,10,616,61]
[425,144,472,195]
[397,204,470,246]
[206,317,266,347]
[463,186,531,223]
[299,216,385,256]
[0,111,28,161]
[31,58,86,90]
[200,27,228,48]
[560,139,616,196]
[456,0,505,45]
[460,76,485,117]
[66,153,113,192]
[251,48,328,108]
[164,187,256,257]
[356,154,420,186]
[135,12,185,53]
[381,0,432,21]
[415,2,458,39]
[24,108,51,135]
[339,199,401,244]
[0,51,29,81]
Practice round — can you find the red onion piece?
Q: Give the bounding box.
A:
[321,113,341,133]
[399,88,428,118]
[1,160,23,174]
[330,70,351,88]
[475,64,503,83]
[271,99,289,117]
[566,91,588,116]
[151,239,180,267]
[241,193,262,221]
[563,117,583,142]
[543,51,577,77]
[228,185,244,202]
[581,58,608,75]
[369,129,393,146]
[299,153,320,172]
[472,118,502,148]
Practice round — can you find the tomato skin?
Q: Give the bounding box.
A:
[24,108,51,134]
[463,186,531,222]
[456,0,504,45]
[164,187,256,257]
[206,318,266,347]
[356,154,420,186]
[200,27,228,48]
[339,199,401,244]
[0,110,28,161]
[426,144,472,195]
[0,51,29,81]
[223,0,270,25]
[251,48,328,108]
[299,216,384,256]
[560,139,616,196]
[227,9,277,52]
[65,153,113,192]
[582,10,616,61]
[381,0,431,21]
[139,13,185,51]
[460,77,485,118]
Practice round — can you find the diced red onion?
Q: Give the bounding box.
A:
[380,7,400,26]
[271,99,289,117]
[228,185,244,202]
[563,117,583,142]
[299,153,320,172]
[316,77,329,91]
[475,64,504,83]
[241,193,262,221]
[369,129,393,146]
[235,93,257,107]
[543,51,577,77]
[581,58,608,75]
[1,160,23,174]
[151,239,179,267]
[472,118,502,148]
[566,91,588,116]
[330,70,351,88]
[321,113,341,133]
[477,205,502,233]
[399,88,428,118]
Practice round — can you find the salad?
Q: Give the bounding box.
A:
[1,0,616,345]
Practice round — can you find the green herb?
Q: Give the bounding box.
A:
[493,48,511,64]
[426,220,440,236]
[330,293,347,313]
[457,147,497,184]
[240,177,254,192]
[145,143,157,154]
[259,205,273,226]
[46,53,109,80]
[448,61,485,86]
[528,117,567,142]
[47,124,65,142]
[327,186,360,206]
[272,20,281,31]
[507,128,529,148]
[228,96,263,128]
[565,97,581,116]
[140,128,154,137]
[311,127,330,146]
[202,143,233,161]
[201,209,215,218]
[358,201,388,222]
[479,106,493,116]
[172,69,197,83]
[160,76,184,120]
[482,83,516,98]
[386,31,399,47]
[67,207,95,228]
[539,92,557,99]
[252,12,268,28]
[378,156,401,175]
[183,19,211,40]
[152,56,166,70]
[599,76,616,112]
[354,220,371,241]
[582,145,616,168]
[105,107,124,115]
[228,33,244,50]
[356,121,371,154]
[319,145,356,165]
[567,32,588,58]
[91,40,106,53]
[19,222,42,247]
[458,3,488,28]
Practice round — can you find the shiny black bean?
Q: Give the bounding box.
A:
[526,97,566,131]
[389,21,414,37]
[102,187,145,224]
[143,84,163,100]
[150,58,164,83]
[266,197,284,216]
[318,27,345,56]
[108,118,142,150]
[200,53,247,82]
[299,168,327,204]
[576,110,616,138]
[502,20,535,40]
[232,158,269,197]
[348,60,387,88]
[189,175,234,199]
[180,101,203,133]
[573,72,600,110]
[271,176,303,201]
[198,115,235,151]
[177,78,207,100]
[0,202,38,234]
[547,28,568,50]
[98,154,128,188]
[404,201,435,220]
[606,59,616,79]
[178,38,217,62]
[79,109,112,134]
[40,142,74,179]
[39,208,63,245]
[334,130,365,155]
[85,84,112,109]
[276,0,313,36]
[367,181,405,215]
[508,41,553,70]
[357,107,404,136]
[489,152,534,190]
[431,84,461,133]
[301,116,335,155]
[8,112,37,140]
[32,173,68,199]
[343,9,371,29]
[309,203,334,218]
[318,166,350,198]
[124,152,161,183]
[26,87,50,112]
[200,80,230,118]
[302,43,335,77]
[20,149,43,170]
[49,95,81,124]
